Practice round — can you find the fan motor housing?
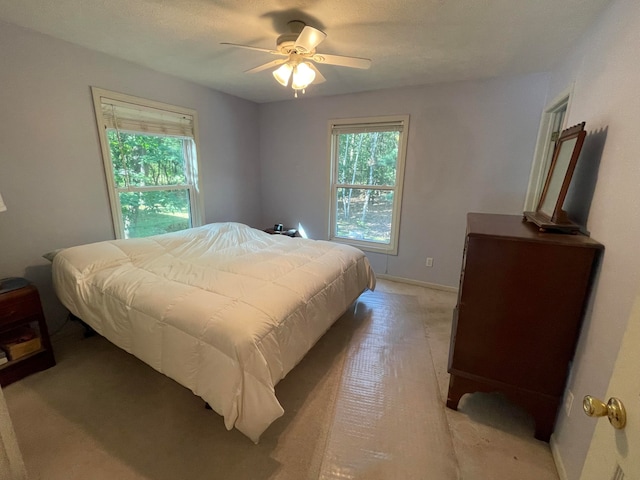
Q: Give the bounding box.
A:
[276,20,313,55]
[276,34,298,53]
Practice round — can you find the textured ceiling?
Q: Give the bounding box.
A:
[0,0,613,103]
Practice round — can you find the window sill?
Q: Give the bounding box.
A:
[330,237,398,256]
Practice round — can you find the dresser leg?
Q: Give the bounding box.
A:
[503,390,557,442]
[446,373,557,441]
[446,374,467,409]
[528,402,556,442]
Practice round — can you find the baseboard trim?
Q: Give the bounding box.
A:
[550,434,568,480]
[376,274,458,293]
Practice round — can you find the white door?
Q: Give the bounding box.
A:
[580,287,640,479]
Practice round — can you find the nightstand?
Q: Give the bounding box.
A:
[0,281,56,386]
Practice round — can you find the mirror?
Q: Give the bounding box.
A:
[539,136,578,218]
[524,122,586,232]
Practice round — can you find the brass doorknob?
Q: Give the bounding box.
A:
[583,395,626,429]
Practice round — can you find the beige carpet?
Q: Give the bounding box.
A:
[3,288,457,480]
[4,281,563,480]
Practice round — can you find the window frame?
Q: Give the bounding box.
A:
[328,114,409,255]
[91,87,204,239]
[523,85,573,212]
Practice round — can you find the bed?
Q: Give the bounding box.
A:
[52,222,375,442]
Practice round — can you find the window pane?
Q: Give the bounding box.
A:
[119,189,190,239]
[336,131,399,186]
[107,131,188,188]
[335,188,393,244]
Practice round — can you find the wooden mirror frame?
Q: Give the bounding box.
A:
[524,122,586,232]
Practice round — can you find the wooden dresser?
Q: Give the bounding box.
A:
[446,213,603,441]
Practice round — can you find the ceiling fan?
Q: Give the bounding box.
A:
[221,20,372,97]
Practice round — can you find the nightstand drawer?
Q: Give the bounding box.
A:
[0,287,41,327]
[0,286,41,324]
[0,298,39,322]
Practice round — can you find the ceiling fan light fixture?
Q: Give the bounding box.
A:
[223,21,371,98]
[273,63,293,86]
[291,62,316,90]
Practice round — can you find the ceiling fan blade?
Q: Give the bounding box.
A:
[294,26,327,53]
[244,58,288,74]
[220,42,282,55]
[307,63,326,84]
[312,53,371,69]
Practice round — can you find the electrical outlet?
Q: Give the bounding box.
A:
[425,257,433,267]
[564,390,574,416]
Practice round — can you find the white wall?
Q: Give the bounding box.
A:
[258,74,550,287]
[0,21,261,330]
[545,0,640,478]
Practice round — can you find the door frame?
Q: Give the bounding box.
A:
[523,85,574,212]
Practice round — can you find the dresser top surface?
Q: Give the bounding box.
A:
[467,213,603,248]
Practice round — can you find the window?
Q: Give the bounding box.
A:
[329,115,409,255]
[92,88,203,239]
[524,88,571,212]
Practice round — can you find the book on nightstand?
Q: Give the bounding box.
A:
[0,350,7,365]
[0,327,42,361]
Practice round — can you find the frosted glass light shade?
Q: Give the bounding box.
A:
[291,62,316,90]
[273,63,293,86]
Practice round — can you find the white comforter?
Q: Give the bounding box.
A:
[52,222,375,442]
